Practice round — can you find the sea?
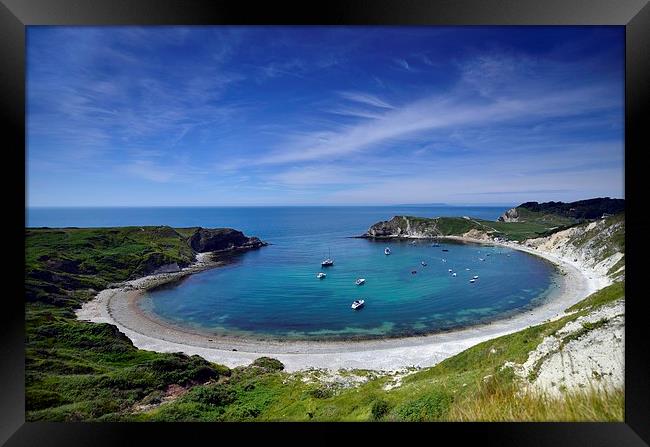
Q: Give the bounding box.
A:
[27,206,559,340]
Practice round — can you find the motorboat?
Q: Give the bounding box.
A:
[317,272,326,279]
[479,258,485,261]
[473,275,479,280]
[421,261,427,266]
[351,299,365,310]
[409,240,417,245]
[355,278,366,286]
[452,272,457,277]
[411,270,417,274]
[384,247,391,255]
[448,268,453,272]
[469,279,476,283]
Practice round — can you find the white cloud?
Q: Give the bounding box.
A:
[338,91,394,109]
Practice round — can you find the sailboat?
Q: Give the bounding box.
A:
[321,248,334,267]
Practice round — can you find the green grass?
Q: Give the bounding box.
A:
[401,216,565,242]
[512,207,578,226]
[565,281,624,313]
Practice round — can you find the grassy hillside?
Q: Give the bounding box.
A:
[25,226,245,421]
[413,216,577,242]
[26,227,197,308]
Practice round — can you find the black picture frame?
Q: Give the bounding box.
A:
[2,0,648,445]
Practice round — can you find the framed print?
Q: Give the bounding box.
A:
[2,0,648,445]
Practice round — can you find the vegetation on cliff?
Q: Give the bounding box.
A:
[25,226,264,421]
[365,215,573,242]
[497,197,624,223]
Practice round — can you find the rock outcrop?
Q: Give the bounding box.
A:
[365,216,441,238]
[504,299,624,397]
[363,216,491,239]
[497,208,519,222]
[188,228,267,253]
[523,215,625,280]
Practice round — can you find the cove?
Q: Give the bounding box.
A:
[138,238,560,340]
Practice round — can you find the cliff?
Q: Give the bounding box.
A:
[188,227,266,253]
[363,215,562,242]
[25,225,267,307]
[363,216,490,239]
[523,213,625,281]
[497,197,624,223]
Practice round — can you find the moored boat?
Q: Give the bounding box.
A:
[317,272,326,279]
[351,299,365,310]
[322,248,334,267]
[355,278,366,286]
[384,247,391,255]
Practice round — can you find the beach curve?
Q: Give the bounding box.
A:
[76,239,611,372]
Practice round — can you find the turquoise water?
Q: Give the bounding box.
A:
[140,240,558,340]
[28,206,559,340]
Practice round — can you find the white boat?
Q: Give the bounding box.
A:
[442,259,447,263]
[466,268,470,271]
[452,272,457,277]
[351,299,365,310]
[473,275,479,280]
[384,247,391,255]
[421,261,427,266]
[448,268,453,272]
[479,258,485,261]
[469,279,476,283]
[355,278,366,286]
[317,272,326,279]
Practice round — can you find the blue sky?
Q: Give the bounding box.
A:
[26,26,624,206]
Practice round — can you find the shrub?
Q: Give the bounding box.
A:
[370,399,390,420]
[188,385,236,407]
[308,387,334,399]
[397,392,453,421]
[26,389,67,411]
[251,357,285,371]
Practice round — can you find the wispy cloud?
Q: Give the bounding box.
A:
[27,27,624,206]
[394,58,412,71]
[246,83,617,166]
[338,91,394,109]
